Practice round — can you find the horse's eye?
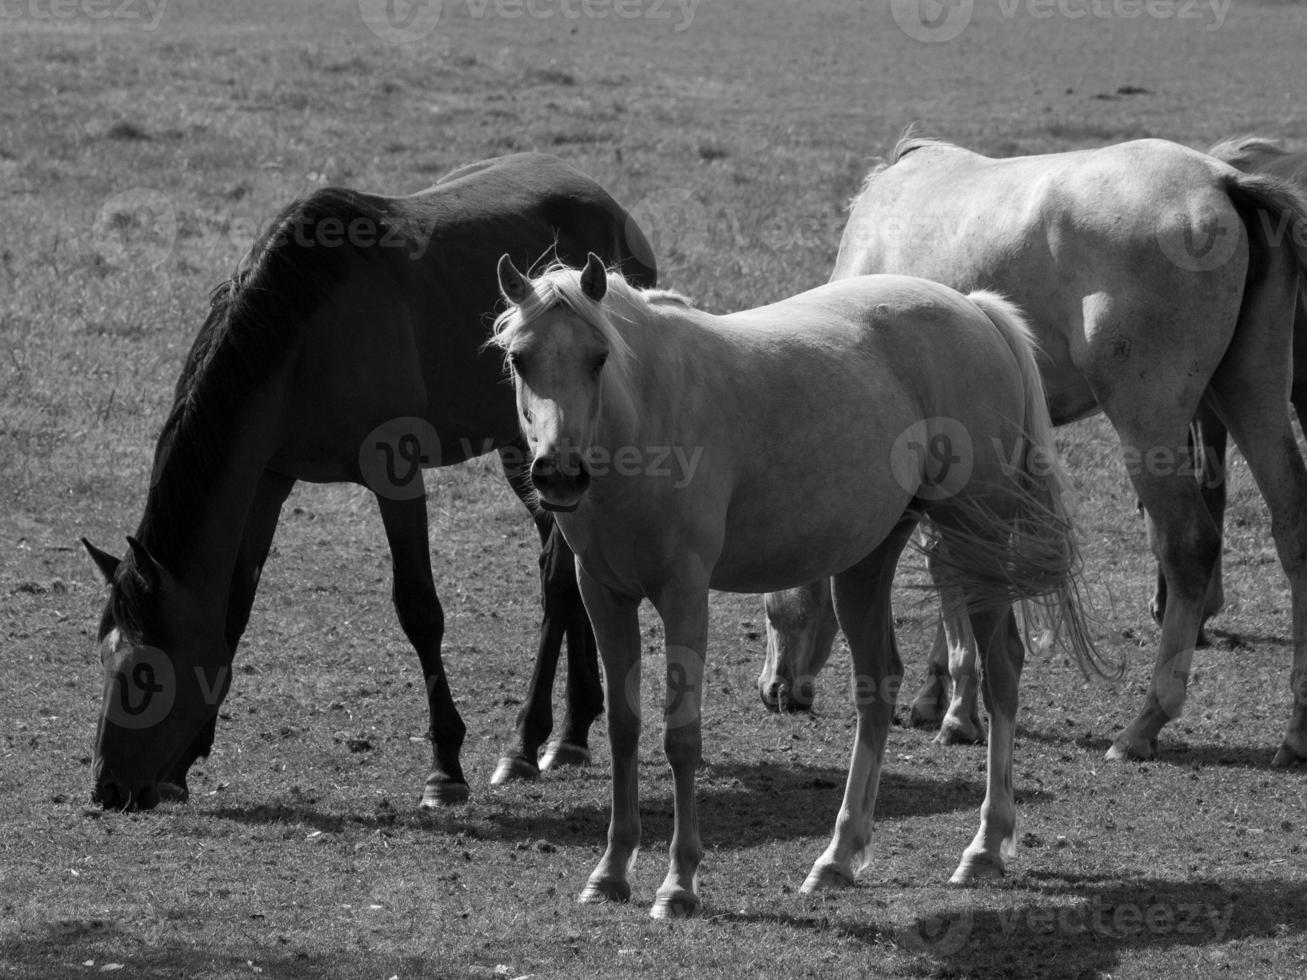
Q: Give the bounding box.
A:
[591,354,608,377]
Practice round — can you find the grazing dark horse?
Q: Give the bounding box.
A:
[83,152,656,811]
[761,136,1307,766]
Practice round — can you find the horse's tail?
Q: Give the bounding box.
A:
[1208,136,1288,173]
[1220,167,1307,311]
[925,291,1114,678]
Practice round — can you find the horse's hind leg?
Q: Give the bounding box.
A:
[1108,420,1221,761]
[951,605,1023,883]
[803,519,915,892]
[375,494,467,805]
[1206,269,1307,765]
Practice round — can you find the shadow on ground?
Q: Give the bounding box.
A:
[194,759,1036,849]
[730,873,1307,979]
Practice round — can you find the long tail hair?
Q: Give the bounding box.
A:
[921,291,1116,678]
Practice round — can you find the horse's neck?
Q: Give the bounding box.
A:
[136,373,288,605]
[601,295,704,444]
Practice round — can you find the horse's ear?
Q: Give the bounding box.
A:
[580,252,607,302]
[82,538,120,583]
[125,536,168,593]
[497,254,530,304]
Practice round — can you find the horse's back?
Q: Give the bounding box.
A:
[692,275,1039,590]
[407,152,656,284]
[839,139,1253,422]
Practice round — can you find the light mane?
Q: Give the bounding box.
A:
[852,128,953,209]
[491,264,694,388]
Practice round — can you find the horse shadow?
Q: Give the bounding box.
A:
[728,872,1307,978]
[201,758,1046,850]
[1013,722,1288,772]
[1,918,434,980]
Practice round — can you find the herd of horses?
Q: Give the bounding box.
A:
[83,135,1307,917]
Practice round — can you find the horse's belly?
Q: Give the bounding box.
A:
[709,498,912,594]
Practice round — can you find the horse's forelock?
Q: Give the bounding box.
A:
[495,268,632,357]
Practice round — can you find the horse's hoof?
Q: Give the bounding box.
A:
[651,887,700,919]
[540,741,592,771]
[800,860,855,894]
[936,720,985,746]
[949,852,1005,885]
[490,756,540,786]
[578,877,630,905]
[1105,735,1156,762]
[419,776,470,808]
[1271,742,1307,768]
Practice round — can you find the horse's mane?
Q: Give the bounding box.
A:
[852,128,952,208]
[490,264,692,400]
[137,187,405,573]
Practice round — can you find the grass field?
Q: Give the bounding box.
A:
[3,1,1307,977]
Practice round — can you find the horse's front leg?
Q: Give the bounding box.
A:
[910,545,983,743]
[493,446,602,782]
[650,580,711,918]
[934,566,984,746]
[577,570,642,905]
[375,494,467,806]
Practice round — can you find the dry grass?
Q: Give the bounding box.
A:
[3,1,1307,978]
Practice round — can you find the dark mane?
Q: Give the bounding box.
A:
[136,187,412,573]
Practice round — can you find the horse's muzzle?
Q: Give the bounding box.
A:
[760,678,816,714]
[530,453,591,510]
[93,775,161,811]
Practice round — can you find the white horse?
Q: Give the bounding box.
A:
[492,253,1098,917]
[760,136,1307,766]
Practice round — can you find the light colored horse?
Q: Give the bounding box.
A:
[492,253,1098,916]
[878,137,1307,750]
[760,136,1307,766]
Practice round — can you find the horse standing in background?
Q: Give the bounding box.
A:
[494,254,1098,916]
[84,153,656,810]
[900,136,1307,748]
[760,136,1307,766]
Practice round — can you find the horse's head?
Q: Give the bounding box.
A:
[83,537,231,810]
[759,583,838,713]
[494,253,625,513]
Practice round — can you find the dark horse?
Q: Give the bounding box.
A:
[83,152,656,810]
